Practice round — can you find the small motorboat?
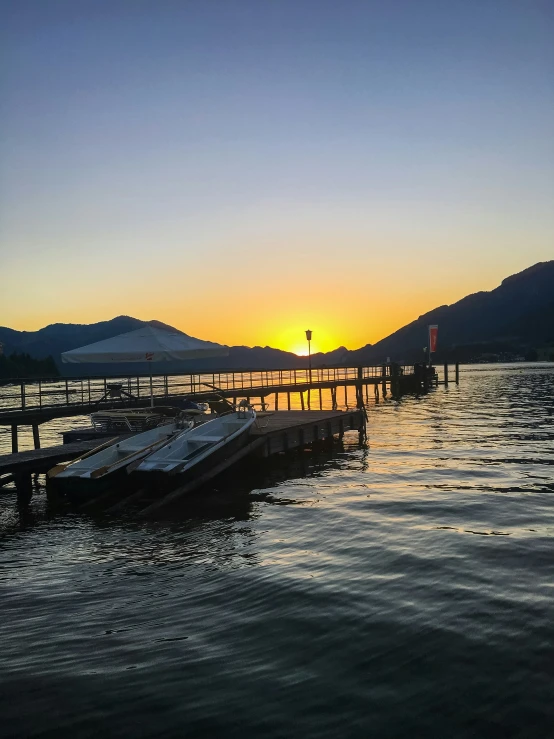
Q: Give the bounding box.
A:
[47,418,194,494]
[135,406,256,482]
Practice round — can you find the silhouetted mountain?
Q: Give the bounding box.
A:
[0,315,146,362]
[1,261,552,375]
[347,260,554,363]
[0,316,340,375]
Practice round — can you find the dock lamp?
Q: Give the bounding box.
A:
[305,329,312,383]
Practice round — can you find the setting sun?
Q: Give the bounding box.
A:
[266,324,340,356]
[289,344,309,357]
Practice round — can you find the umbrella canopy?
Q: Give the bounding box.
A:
[61,325,228,364]
[61,326,229,407]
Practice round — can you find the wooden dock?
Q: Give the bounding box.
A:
[0,437,120,499]
[0,410,364,509]
[0,362,450,453]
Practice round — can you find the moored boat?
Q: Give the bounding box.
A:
[47,419,194,497]
[134,407,256,486]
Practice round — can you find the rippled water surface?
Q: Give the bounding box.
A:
[1,365,553,738]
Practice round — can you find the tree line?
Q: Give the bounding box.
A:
[0,352,59,379]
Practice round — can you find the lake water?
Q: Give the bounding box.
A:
[1,364,553,738]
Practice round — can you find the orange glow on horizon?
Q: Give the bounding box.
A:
[1,258,544,354]
[1,2,551,364]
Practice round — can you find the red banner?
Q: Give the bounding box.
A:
[428,325,438,353]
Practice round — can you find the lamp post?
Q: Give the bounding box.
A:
[305,329,312,384]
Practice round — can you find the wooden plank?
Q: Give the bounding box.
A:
[251,410,346,435]
[0,439,117,475]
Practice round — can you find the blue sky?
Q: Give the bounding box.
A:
[1,0,552,351]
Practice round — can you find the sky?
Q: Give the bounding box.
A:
[1,0,552,355]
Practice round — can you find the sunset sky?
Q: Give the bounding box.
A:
[1,1,552,354]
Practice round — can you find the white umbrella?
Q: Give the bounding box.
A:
[61,325,229,407]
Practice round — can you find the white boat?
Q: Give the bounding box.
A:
[47,420,193,492]
[135,407,256,478]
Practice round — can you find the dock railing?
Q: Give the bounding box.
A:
[0,364,413,415]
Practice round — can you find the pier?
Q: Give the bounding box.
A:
[0,409,364,509]
[0,438,119,502]
[0,361,459,511]
[0,362,456,452]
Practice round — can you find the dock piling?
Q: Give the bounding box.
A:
[11,424,18,454]
[16,475,33,505]
[32,423,40,450]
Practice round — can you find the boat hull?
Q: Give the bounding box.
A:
[46,463,138,503]
[46,421,193,504]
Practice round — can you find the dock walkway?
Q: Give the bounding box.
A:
[0,439,107,478]
[0,410,364,509]
[0,362,449,453]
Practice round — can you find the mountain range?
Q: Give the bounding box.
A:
[349,259,554,364]
[1,260,552,376]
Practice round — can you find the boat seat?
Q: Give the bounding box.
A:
[192,435,222,443]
